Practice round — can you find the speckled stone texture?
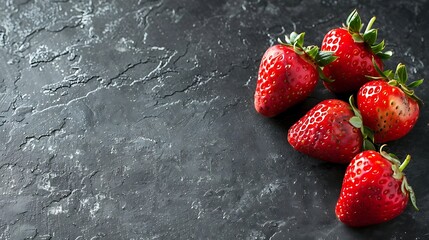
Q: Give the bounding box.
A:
[0,0,428,239]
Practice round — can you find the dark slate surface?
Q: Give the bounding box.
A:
[1,0,428,239]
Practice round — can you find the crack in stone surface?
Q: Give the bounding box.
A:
[29,49,70,67]
[42,75,100,93]
[42,189,75,210]
[18,118,67,150]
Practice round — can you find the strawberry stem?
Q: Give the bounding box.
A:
[370,60,424,105]
[344,9,392,59]
[278,32,336,82]
[346,9,361,33]
[399,155,411,172]
[380,144,401,166]
[402,177,419,211]
[348,96,375,150]
[379,146,418,211]
[365,16,376,33]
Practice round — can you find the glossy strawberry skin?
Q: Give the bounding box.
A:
[254,44,318,117]
[336,150,409,227]
[357,80,420,143]
[321,28,383,93]
[287,99,362,164]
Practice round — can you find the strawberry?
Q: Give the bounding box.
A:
[321,9,392,94]
[336,146,418,227]
[357,62,423,143]
[254,32,335,117]
[287,98,374,164]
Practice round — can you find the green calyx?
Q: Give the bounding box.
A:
[348,95,375,151]
[370,58,424,104]
[278,32,337,82]
[345,9,392,59]
[379,145,418,211]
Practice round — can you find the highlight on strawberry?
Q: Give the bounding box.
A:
[335,145,418,227]
[254,32,336,117]
[357,61,423,143]
[321,9,392,94]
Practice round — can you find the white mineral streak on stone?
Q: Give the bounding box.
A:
[81,194,106,219]
[48,205,68,215]
[47,145,57,155]
[103,18,121,35]
[115,37,136,52]
[191,200,204,219]
[75,160,84,172]
[95,1,117,16]
[143,32,148,44]
[28,45,60,66]
[89,202,100,218]
[243,76,253,87]
[135,136,157,144]
[196,176,212,184]
[150,46,166,51]
[22,138,36,151]
[269,153,282,163]
[134,48,177,87]
[257,181,282,203]
[33,85,104,115]
[37,173,57,193]
[187,96,219,106]
[75,5,99,44]
[169,8,183,24]
[110,145,118,155]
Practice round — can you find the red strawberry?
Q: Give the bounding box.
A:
[321,9,392,93]
[336,147,418,227]
[287,98,374,164]
[254,32,335,117]
[357,63,423,143]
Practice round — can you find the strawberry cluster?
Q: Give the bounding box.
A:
[253,9,423,227]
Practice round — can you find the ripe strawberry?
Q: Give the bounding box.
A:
[321,9,392,93]
[357,62,423,143]
[336,147,418,227]
[287,98,374,164]
[254,32,335,117]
